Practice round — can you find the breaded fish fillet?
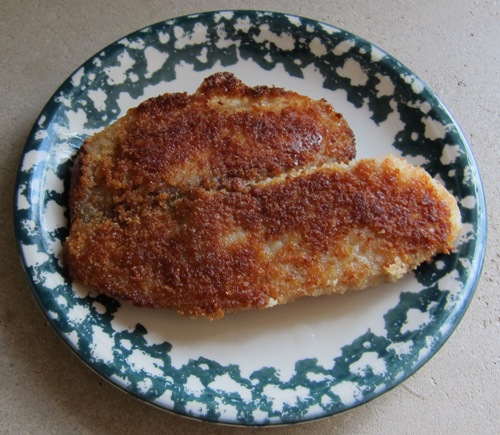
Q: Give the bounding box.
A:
[69,72,355,223]
[65,73,460,319]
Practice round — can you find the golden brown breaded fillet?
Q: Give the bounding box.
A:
[65,73,461,318]
[69,72,355,224]
[65,150,461,317]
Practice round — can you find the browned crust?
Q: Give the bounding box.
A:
[122,73,355,186]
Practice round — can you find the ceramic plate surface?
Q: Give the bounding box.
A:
[15,11,486,426]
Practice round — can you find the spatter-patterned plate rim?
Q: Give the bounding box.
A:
[14,10,486,426]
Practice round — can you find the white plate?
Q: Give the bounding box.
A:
[14,10,486,425]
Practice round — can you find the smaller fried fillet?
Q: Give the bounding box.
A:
[65,156,461,319]
[68,72,355,224]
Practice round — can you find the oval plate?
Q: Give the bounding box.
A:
[14,10,486,426]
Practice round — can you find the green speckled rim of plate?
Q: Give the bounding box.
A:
[14,10,486,426]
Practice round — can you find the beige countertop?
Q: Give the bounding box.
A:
[2,1,499,433]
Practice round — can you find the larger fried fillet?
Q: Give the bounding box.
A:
[65,154,461,319]
[69,72,355,223]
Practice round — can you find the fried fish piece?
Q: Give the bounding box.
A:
[65,73,460,318]
[65,151,461,318]
[68,72,355,224]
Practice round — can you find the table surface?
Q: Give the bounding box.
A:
[2,1,499,433]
